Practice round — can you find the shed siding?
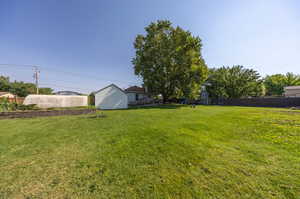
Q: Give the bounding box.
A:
[23,95,88,108]
[95,86,128,109]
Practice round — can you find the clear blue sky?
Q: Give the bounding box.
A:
[0,0,299,93]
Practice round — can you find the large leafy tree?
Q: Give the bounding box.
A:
[264,73,300,96]
[132,20,208,102]
[206,66,264,101]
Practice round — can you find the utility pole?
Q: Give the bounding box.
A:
[0,64,41,94]
[33,66,40,94]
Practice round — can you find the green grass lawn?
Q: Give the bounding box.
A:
[0,105,299,199]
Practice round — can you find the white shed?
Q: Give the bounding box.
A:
[94,84,128,110]
[23,95,88,108]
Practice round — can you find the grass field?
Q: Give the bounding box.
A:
[0,105,299,199]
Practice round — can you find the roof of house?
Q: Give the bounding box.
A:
[0,92,14,96]
[124,86,145,94]
[284,86,300,90]
[94,84,126,94]
[55,91,82,96]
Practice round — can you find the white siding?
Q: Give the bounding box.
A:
[139,93,147,100]
[127,93,136,103]
[127,93,147,103]
[284,86,300,97]
[95,85,128,110]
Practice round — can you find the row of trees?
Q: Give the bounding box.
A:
[264,73,300,96]
[0,76,53,97]
[206,66,300,102]
[132,20,300,102]
[206,66,264,101]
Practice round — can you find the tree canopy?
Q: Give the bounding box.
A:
[264,73,300,96]
[132,20,208,102]
[206,66,264,102]
[0,76,53,97]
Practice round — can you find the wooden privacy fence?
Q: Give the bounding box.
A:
[222,97,300,107]
[6,97,25,104]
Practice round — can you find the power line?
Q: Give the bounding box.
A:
[0,63,142,95]
[41,67,139,85]
[0,63,140,85]
[39,83,92,92]
[0,65,34,71]
[41,78,90,86]
[0,64,36,68]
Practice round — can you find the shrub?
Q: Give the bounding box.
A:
[0,98,10,112]
[88,93,95,106]
[17,104,38,111]
[0,98,38,112]
[9,102,18,111]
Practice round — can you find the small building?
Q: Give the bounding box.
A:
[94,84,128,110]
[23,95,88,108]
[125,86,151,105]
[284,86,300,97]
[0,92,15,98]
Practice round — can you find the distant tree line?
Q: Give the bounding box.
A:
[264,73,300,96]
[205,66,300,102]
[0,76,53,97]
